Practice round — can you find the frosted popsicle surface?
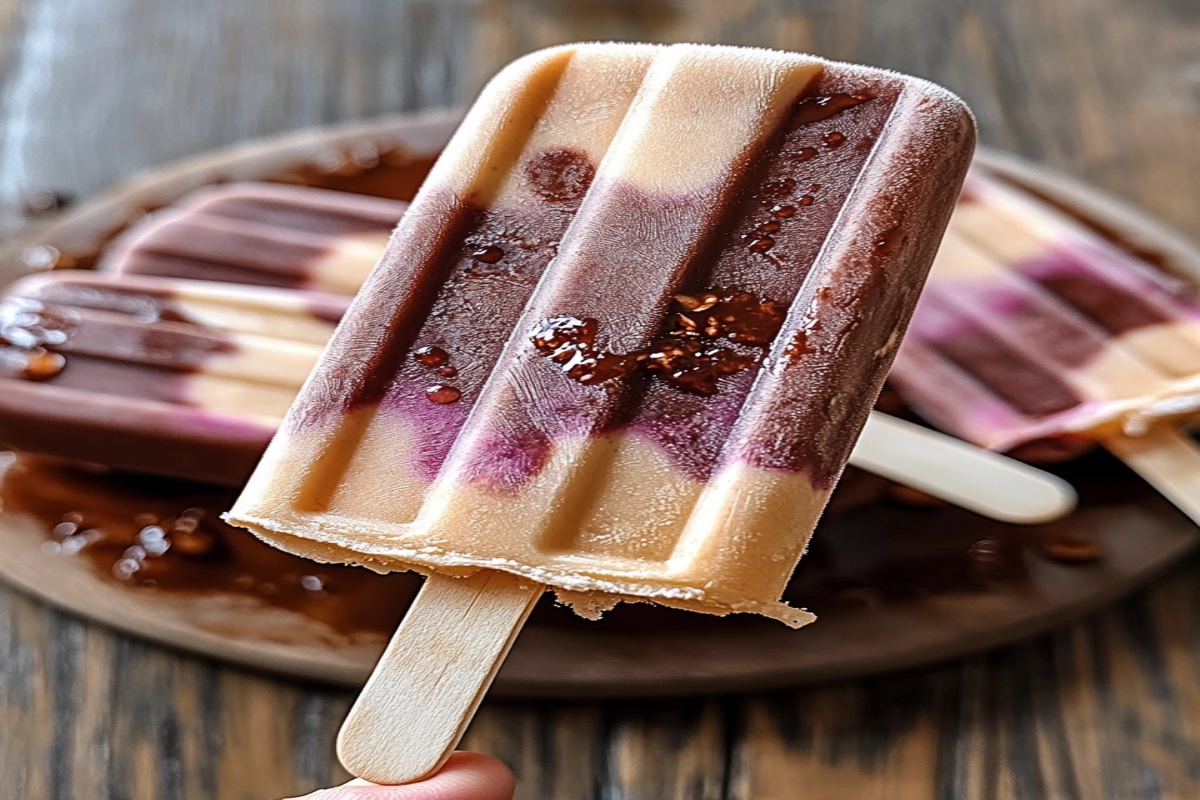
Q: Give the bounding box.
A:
[230,43,974,624]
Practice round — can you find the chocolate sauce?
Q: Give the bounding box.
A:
[425,385,462,405]
[0,449,1132,638]
[471,245,505,264]
[790,93,868,125]
[413,345,450,367]
[822,131,847,148]
[530,289,786,395]
[14,348,65,380]
[0,454,415,637]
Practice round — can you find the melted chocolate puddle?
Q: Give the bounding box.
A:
[0,446,1133,638]
[0,454,416,636]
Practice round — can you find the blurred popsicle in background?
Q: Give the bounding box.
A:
[892,171,1200,524]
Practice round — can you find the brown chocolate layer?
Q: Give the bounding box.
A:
[287,150,599,483]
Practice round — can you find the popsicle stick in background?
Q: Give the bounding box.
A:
[853,412,1078,524]
[338,571,544,785]
[1104,428,1200,526]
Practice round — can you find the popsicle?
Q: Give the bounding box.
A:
[891,170,1200,522]
[100,182,407,293]
[0,269,1070,521]
[227,43,975,783]
[0,270,348,485]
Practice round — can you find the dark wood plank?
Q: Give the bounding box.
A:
[1,0,1200,798]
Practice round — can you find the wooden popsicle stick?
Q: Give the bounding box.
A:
[337,570,543,785]
[852,411,1078,524]
[1105,427,1200,526]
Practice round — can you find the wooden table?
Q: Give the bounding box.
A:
[1,1,1199,797]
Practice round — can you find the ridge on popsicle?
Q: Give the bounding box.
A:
[227,42,976,626]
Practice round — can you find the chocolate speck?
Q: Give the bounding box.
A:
[18,348,66,381]
[413,345,450,368]
[471,245,504,264]
[426,385,462,405]
[524,149,595,203]
[760,178,798,199]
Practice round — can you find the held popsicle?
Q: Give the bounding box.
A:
[891,171,1200,523]
[228,43,975,784]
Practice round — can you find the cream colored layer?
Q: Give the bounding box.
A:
[311,233,390,295]
[227,424,820,627]
[202,335,323,388]
[961,175,1100,256]
[951,191,1047,264]
[188,374,297,422]
[174,291,338,345]
[1121,325,1200,381]
[954,174,1095,263]
[598,45,821,195]
[322,408,425,525]
[420,43,658,205]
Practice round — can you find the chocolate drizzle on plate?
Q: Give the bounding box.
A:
[0,449,1126,638]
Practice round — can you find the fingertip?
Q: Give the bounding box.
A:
[288,751,515,800]
[437,752,516,800]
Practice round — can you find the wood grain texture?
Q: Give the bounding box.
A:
[338,573,542,785]
[1,1,1199,798]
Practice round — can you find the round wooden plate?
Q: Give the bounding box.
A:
[0,112,1197,697]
